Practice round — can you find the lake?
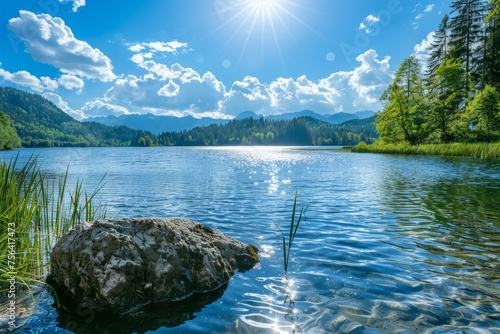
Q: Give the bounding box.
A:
[1,147,499,333]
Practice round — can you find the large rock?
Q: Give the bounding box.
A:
[47,218,259,314]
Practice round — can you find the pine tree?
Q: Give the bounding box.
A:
[428,57,469,142]
[377,56,431,145]
[484,0,500,88]
[449,0,488,88]
[427,15,450,77]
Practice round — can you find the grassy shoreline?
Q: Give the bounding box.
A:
[0,156,107,294]
[351,142,500,159]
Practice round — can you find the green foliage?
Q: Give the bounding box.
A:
[467,85,500,140]
[377,56,431,145]
[0,111,21,150]
[1,86,378,148]
[0,156,107,293]
[376,1,500,147]
[157,116,378,146]
[485,0,500,88]
[428,57,469,142]
[450,0,487,86]
[0,87,154,147]
[353,141,500,159]
[427,15,450,76]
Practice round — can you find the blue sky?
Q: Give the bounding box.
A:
[0,0,451,119]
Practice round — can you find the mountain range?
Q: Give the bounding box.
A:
[88,110,375,134]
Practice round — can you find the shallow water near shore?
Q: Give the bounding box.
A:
[1,146,499,333]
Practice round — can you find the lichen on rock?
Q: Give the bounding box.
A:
[47,218,259,314]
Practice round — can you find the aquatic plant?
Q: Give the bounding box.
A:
[276,191,306,277]
[0,155,107,293]
[353,141,500,159]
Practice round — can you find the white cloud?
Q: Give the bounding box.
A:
[0,68,56,93]
[8,11,115,81]
[414,32,435,55]
[104,62,226,114]
[413,32,435,70]
[58,74,84,93]
[158,80,180,97]
[359,14,380,34]
[220,49,392,116]
[80,99,132,118]
[222,76,272,115]
[415,14,423,20]
[424,4,435,12]
[88,50,392,119]
[58,0,86,12]
[320,50,392,112]
[43,92,84,120]
[127,41,189,55]
[41,76,58,91]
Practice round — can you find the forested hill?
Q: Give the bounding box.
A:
[0,87,154,147]
[156,116,378,146]
[0,87,378,147]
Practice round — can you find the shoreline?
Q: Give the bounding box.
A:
[351,142,500,159]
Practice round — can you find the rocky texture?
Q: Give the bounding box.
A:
[47,218,259,314]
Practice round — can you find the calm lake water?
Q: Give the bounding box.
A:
[1,147,499,333]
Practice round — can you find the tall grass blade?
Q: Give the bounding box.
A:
[276,191,306,277]
[0,155,107,294]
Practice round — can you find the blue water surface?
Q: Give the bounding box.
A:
[1,147,499,333]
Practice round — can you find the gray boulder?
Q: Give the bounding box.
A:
[47,218,259,314]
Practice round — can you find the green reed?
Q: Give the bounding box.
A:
[276,191,306,277]
[353,141,500,159]
[0,155,107,293]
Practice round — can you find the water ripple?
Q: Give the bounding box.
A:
[2,147,499,333]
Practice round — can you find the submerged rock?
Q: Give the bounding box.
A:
[47,218,259,314]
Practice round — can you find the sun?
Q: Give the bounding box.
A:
[213,0,309,66]
[248,0,281,12]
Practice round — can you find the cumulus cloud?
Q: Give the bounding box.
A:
[414,32,435,71]
[219,49,392,116]
[0,67,56,93]
[222,76,272,115]
[59,0,86,12]
[58,74,84,93]
[127,41,189,55]
[104,62,226,114]
[7,10,115,81]
[43,92,84,120]
[85,49,392,119]
[359,14,380,34]
[80,99,132,118]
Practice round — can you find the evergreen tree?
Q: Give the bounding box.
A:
[484,0,500,87]
[427,15,450,77]
[467,85,500,141]
[428,57,469,142]
[449,0,487,87]
[377,57,430,145]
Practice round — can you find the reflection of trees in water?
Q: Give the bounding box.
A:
[380,162,500,310]
[55,284,228,334]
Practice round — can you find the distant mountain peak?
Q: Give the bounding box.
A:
[235,110,261,120]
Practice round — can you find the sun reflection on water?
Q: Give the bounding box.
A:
[237,276,302,333]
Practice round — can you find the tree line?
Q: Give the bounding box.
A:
[377,0,500,145]
[0,86,378,148]
[153,116,378,146]
[0,87,155,148]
